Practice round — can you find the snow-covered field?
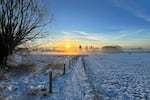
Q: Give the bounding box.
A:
[83,53,150,100]
[0,53,150,100]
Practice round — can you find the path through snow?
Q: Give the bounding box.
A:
[51,56,94,100]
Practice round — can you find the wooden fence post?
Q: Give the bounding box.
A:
[71,59,73,66]
[49,71,52,93]
[63,64,66,74]
[69,60,71,69]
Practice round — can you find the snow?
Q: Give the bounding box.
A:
[0,53,150,100]
[0,54,94,100]
[83,53,150,100]
[56,57,94,100]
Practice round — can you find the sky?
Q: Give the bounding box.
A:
[42,0,150,49]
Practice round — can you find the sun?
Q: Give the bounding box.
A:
[65,44,71,49]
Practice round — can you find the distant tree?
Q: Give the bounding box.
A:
[90,45,93,49]
[0,0,50,68]
[85,45,88,51]
[79,45,82,49]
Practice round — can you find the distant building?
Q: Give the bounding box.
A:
[101,45,123,53]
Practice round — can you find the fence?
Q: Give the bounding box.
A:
[81,56,100,100]
[48,56,78,94]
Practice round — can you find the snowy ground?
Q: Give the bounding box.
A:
[83,53,150,100]
[0,54,94,100]
[0,53,150,100]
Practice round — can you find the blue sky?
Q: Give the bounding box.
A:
[44,0,150,48]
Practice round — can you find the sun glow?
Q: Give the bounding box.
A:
[65,44,71,49]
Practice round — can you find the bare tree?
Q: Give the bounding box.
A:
[0,0,49,68]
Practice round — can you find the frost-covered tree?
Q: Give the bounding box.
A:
[0,0,49,68]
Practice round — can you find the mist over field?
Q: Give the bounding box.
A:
[1,0,150,100]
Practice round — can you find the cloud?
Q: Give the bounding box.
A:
[62,32,71,35]
[111,34,129,41]
[61,30,138,44]
[111,0,150,23]
[74,31,107,41]
[73,31,89,36]
[62,31,89,36]
[135,14,150,22]
[61,31,106,43]
[55,28,150,47]
[116,34,128,39]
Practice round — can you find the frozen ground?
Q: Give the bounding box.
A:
[83,53,150,100]
[0,53,150,100]
[0,54,94,100]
